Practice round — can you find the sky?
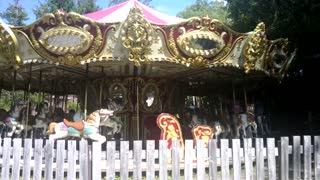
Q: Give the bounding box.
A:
[0,0,197,25]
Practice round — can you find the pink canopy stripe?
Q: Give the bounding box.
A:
[83,0,184,25]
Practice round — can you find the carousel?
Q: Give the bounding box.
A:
[0,0,295,142]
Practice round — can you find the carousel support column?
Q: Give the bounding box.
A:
[11,69,17,106]
[64,82,69,113]
[49,80,54,108]
[38,71,42,105]
[25,63,33,138]
[232,83,236,106]
[136,79,140,140]
[0,78,3,100]
[99,67,104,109]
[243,87,248,112]
[84,64,89,121]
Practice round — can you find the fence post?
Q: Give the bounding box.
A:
[304,136,312,179]
[172,140,180,180]
[267,138,276,180]
[92,142,102,180]
[34,139,43,180]
[184,140,193,180]
[232,139,241,180]
[44,139,54,180]
[159,140,168,180]
[208,139,218,180]
[68,140,77,180]
[146,140,155,180]
[120,141,129,180]
[12,138,22,180]
[133,140,142,180]
[293,136,301,179]
[280,137,289,180]
[1,138,11,180]
[244,138,253,180]
[22,138,32,180]
[56,140,65,180]
[79,139,89,180]
[106,141,116,180]
[221,139,230,180]
[197,140,206,180]
[315,136,320,180]
[256,138,264,180]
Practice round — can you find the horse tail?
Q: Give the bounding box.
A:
[47,122,57,134]
[63,119,84,131]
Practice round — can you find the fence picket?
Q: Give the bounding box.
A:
[280,137,289,180]
[293,136,301,180]
[244,138,253,180]
[159,140,168,180]
[304,136,312,180]
[92,142,102,180]
[33,139,43,180]
[120,141,129,180]
[44,140,54,180]
[12,138,22,180]
[184,140,193,180]
[146,140,155,180]
[256,138,264,180]
[133,140,142,180]
[267,138,276,180]
[221,139,230,180]
[197,140,206,180]
[106,141,116,180]
[1,138,11,180]
[22,139,32,180]
[315,136,320,180]
[172,140,180,180]
[2,136,320,179]
[56,140,65,180]
[79,139,88,180]
[67,140,77,180]
[232,139,241,180]
[209,139,217,180]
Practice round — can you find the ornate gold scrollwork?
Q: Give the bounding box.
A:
[21,11,103,65]
[243,22,267,73]
[121,7,155,66]
[0,20,21,65]
[265,38,295,77]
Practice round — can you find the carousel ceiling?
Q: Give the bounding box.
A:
[0,1,295,94]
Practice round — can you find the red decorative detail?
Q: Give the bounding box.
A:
[192,125,213,148]
[156,113,184,149]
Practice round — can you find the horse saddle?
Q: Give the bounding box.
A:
[63,119,98,135]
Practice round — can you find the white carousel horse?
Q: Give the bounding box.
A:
[47,108,114,143]
[99,115,122,136]
[7,100,28,137]
[32,102,50,137]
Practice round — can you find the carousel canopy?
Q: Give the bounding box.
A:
[83,0,184,25]
[0,1,295,95]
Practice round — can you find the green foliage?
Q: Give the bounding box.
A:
[76,0,100,14]
[177,0,231,25]
[108,0,152,7]
[0,0,29,26]
[33,0,76,19]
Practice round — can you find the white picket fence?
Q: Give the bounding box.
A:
[0,136,320,179]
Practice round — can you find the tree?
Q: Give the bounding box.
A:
[33,0,76,19]
[177,0,231,25]
[0,0,29,26]
[75,0,100,14]
[108,0,152,7]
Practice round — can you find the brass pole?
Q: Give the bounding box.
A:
[25,63,32,137]
[232,83,236,106]
[136,79,139,140]
[243,87,248,112]
[99,67,104,109]
[11,69,17,106]
[38,71,42,104]
[0,78,3,100]
[50,80,54,108]
[84,64,89,120]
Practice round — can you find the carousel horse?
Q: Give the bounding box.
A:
[99,115,122,137]
[238,113,258,138]
[6,100,28,137]
[32,102,50,138]
[0,108,10,137]
[47,108,114,143]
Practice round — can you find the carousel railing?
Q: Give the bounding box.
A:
[0,136,319,179]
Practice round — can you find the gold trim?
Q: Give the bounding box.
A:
[243,22,267,73]
[121,7,155,66]
[21,11,104,65]
[0,20,21,65]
